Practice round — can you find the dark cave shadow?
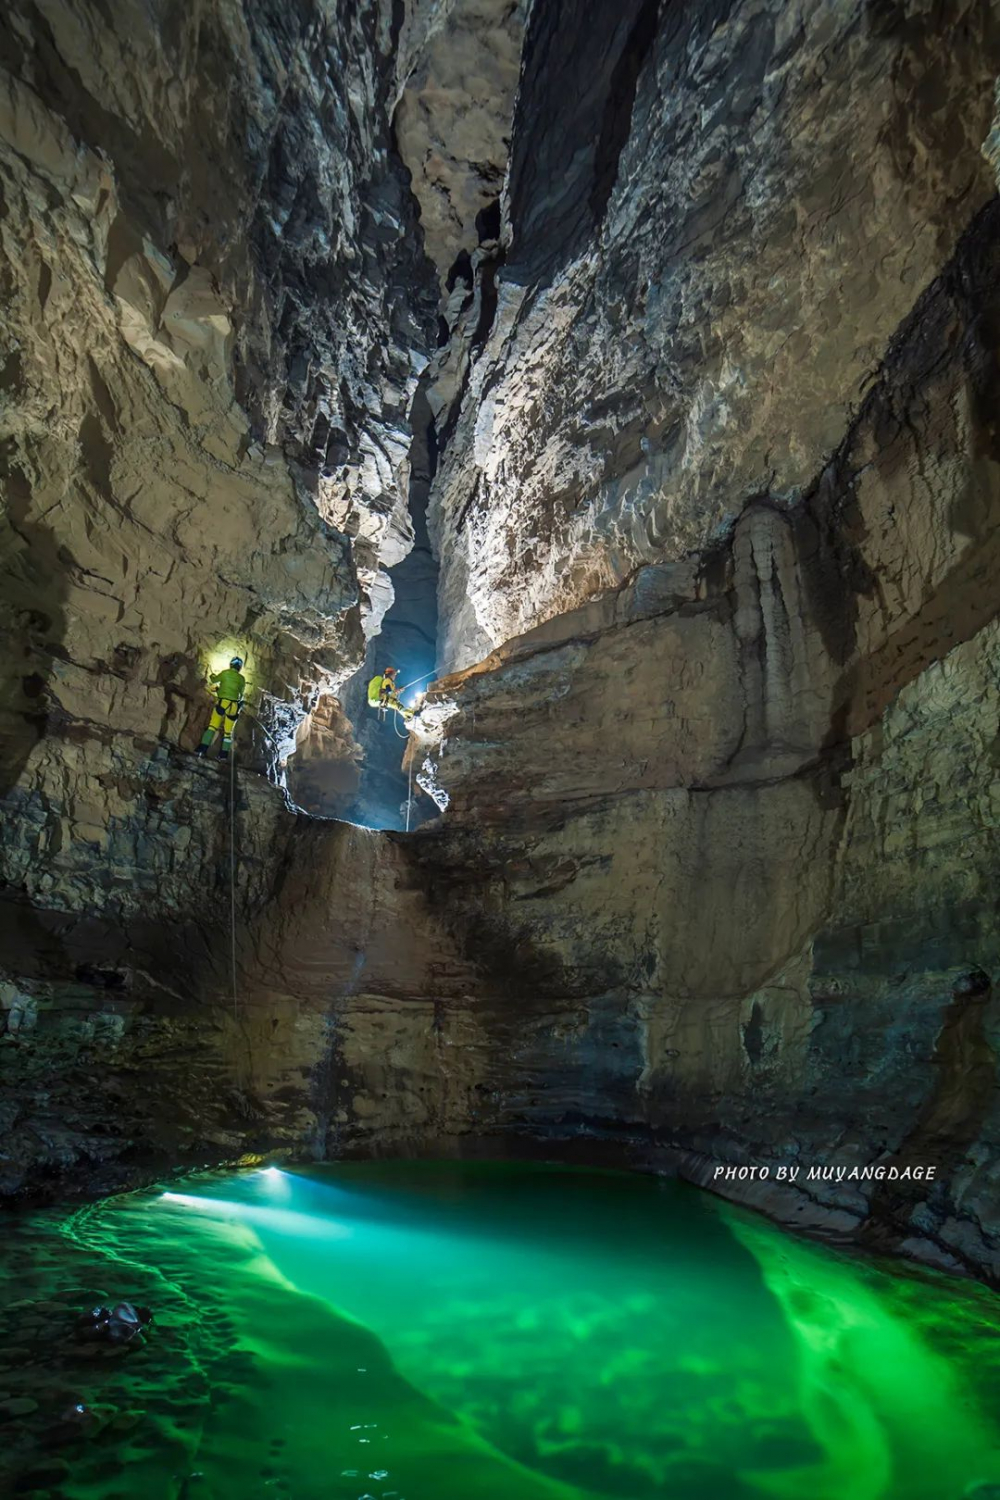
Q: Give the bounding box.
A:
[861,969,997,1258]
[0,446,70,799]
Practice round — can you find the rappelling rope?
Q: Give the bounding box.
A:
[406,753,414,833]
[223,719,257,1091]
[229,726,238,1024]
[396,668,436,695]
[241,706,285,753]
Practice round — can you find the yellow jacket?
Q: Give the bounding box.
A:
[368,673,393,707]
[211,667,246,703]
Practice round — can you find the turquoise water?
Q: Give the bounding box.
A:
[3,1162,1000,1498]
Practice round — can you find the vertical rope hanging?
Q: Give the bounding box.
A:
[229,732,238,1022]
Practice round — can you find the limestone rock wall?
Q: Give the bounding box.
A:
[430,0,1000,670]
[398,198,1000,1277]
[0,761,488,1196]
[394,0,526,289]
[0,0,444,1192]
[0,0,442,832]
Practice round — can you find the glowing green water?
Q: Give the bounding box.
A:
[9,1162,1000,1499]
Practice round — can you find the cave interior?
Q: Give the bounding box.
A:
[3,0,1000,1494]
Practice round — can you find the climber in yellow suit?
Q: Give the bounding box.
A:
[197,656,246,760]
[367,666,412,719]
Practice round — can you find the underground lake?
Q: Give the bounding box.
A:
[1,1162,999,1499]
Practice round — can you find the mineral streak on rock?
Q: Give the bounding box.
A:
[2,0,1000,1286]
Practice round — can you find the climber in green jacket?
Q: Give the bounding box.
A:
[367,666,412,719]
[197,657,247,760]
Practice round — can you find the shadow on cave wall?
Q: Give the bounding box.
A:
[506,0,665,286]
[820,197,1000,747]
[0,439,230,1042]
[860,968,997,1265]
[0,443,69,800]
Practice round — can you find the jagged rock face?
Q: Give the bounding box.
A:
[0,0,439,748]
[430,0,1000,670]
[283,692,361,814]
[0,3,441,910]
[394,0,526,287]
[313,386,441,829]
[0,0,440,1186]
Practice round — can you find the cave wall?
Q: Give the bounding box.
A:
[0,0,438,829]
[400,196,1000,1277]
[394,0,526,288]
[0,0,435,896]
[0,0,443,1188]
[430,0,1000,670]
[0,772,489,1197]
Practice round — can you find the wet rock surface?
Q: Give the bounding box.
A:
[0,1209,229,1497]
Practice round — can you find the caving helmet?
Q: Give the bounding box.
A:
[383,666,397,678]
[230,657,244,669]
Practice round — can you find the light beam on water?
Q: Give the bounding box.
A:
[25,1162,1000,1500]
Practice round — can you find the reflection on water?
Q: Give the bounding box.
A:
[3,1162,1000,1499]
